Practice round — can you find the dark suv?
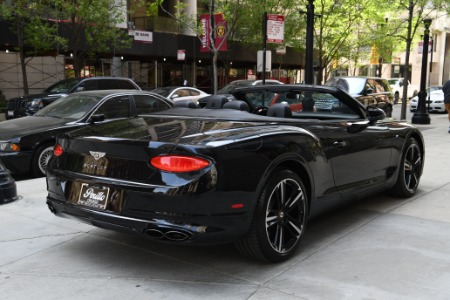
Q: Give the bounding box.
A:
[325,76,394,117]
[5,76,141,119]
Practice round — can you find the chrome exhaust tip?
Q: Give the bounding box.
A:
[144,228,165,239]
[165,230,190,241]
[144,227,192,241]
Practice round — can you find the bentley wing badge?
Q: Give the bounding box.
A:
[89,151,106,160]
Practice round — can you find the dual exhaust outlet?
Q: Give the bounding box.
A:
[47,201,194,242]
[144,228,192,241]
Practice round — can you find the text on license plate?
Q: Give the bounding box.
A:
[78,183,110,210]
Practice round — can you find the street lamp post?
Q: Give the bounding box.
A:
[427,37,433,111]
[300,0,320,84]
[304,0,314,84]
[412,18,432,125]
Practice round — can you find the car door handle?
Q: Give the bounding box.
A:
[333,140,346,148]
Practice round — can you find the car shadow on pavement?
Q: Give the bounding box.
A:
[55,191,411,271]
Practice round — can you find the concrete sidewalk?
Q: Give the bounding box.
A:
[1,112,450,299]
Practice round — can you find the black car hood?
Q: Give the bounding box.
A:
[9,93,67,102]
[0,116,72,140]
[9,92,66,102]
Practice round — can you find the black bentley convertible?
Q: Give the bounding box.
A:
[46,84,424,262]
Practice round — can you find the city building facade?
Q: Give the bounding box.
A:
[0,1,449,100]
[0,0,303,100]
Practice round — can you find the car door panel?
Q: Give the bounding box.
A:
[321,120,392,195]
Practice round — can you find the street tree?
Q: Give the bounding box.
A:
[310,0,381,84]
[227,0,304,82]
[0,1,66,95]
[153,0,242,94]
[391,0,450,119]
[52,0,141,78]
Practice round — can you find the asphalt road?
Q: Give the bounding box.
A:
[1,104,450,299]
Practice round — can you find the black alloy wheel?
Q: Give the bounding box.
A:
[390,138,423,197]
[235,169,308,262]
[384,105,393,117]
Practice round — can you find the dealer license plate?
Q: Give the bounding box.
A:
[77,183,110,210]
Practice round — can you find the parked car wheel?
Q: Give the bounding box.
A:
[385,105,393,117]
[389,138,423,197]
[235,169,308,262]
[31,143,54,177]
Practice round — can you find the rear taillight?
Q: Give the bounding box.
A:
[150,155,210,172]
[53,144,63,156]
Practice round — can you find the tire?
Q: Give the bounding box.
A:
[31,143,55,177]
[384,105,393,118]
[389,138,423,198]
[235,169,308,262]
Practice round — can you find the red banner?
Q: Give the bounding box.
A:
[199,13,228,53]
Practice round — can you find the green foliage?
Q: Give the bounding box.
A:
[0,0,67,56]
[49,0,144,76]
[54,0,133,54]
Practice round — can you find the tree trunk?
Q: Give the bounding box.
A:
[17,21,29,95]
[73,54,83,78]
[400,1,414,120]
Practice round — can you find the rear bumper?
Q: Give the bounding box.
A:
[46,197,251,244]
[46,171,256,245]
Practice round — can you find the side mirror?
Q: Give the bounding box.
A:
[367,105,386,124]
[171,94,180,99]
[90,114,105,123]
[76,86,85,92]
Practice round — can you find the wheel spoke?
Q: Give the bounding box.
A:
[404,159,412,171]
[288,220,302,236]
[278,180,286,206]
[275,224,283,252]
[266,210,279,228]
[286,188,302,209]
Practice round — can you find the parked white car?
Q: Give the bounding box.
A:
[409,85,445,113]
[388,78,419,103]
[152,86,210,104]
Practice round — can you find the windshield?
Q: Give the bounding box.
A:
[152,87,173,97]
[327,78,366,95]
[218,81,255,94]
[239,91,277,107]
[44,78,82,93]
[35,94,103,120]
[428,86,442,93]
[387,79,399,85]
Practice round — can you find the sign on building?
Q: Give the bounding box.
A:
[131,30,153,43]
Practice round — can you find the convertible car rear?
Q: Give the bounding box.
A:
[46,84,424,262]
